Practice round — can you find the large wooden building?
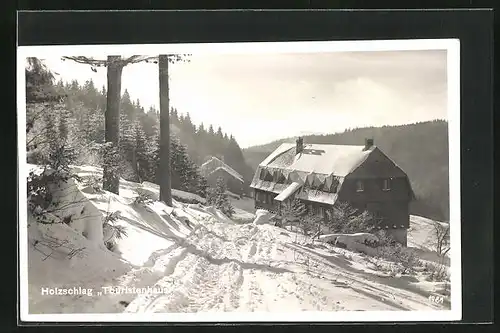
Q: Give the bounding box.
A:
[200,156,245,195]
[249,137,415,245]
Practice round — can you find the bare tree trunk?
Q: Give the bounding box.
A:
[103,56,122,194]
[159,55,172,206]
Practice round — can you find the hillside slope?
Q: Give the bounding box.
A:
[26,165,450,316]
[243,120,449,222]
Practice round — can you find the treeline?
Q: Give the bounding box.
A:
[27,73,253,196]
[63,78,253,192]
[243,121,450,222]
[27,76,208,197]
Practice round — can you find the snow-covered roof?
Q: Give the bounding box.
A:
[260,143,374,177]
[200,157,244,183]
[251,143,373,206]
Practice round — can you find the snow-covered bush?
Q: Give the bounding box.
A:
[275,199,322,237]
[319,233,379,248]
[277,198,307,226]
[81,173,104,194]
[424,260,450,282]
[206,177,235,217]
[102,206,128,252]
[27,144,80,225]
[325,202,376,234]
[133,188,155,206]
[369,231,422,275]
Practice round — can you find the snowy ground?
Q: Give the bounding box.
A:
[26,165,451,315]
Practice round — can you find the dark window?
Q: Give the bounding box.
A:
[356,180,364,192]
[272,171,279,183]
[318,206,325,218]
[264,171,274,182]
[373,210,384,224]
[382,178,391,191]
[277,172,286,184]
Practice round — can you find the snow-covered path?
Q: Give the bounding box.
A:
[120,216,444,313]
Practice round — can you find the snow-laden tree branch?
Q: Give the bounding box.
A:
[61,54,190,71]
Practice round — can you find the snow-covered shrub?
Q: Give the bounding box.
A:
[75,141,104,167]
[375,241,421,275]
[133,188,155,206]
[319,233,377,245]
[206,177,235,217]
[81,174,104,194]
[424,261,450,282]
[325,202,376,234]
[27,144,80,225]
[100,142,122,194]
[362,230,422,275]
[102,208,127,252]
[394,248,421,275]
[278,198,307,226]
[275,199,322,236]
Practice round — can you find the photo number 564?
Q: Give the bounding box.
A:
[429,294,445,305]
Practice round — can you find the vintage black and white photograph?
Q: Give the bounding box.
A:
[18,40,461,322]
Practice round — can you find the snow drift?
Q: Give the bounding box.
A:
[252,209,274,225]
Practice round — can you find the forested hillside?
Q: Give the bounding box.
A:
[27,74,253,196]
[243,121,449,222]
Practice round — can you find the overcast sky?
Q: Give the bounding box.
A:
[42,50,448,148]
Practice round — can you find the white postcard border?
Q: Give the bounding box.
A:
[17,38,461,323]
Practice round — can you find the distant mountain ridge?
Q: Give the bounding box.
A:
[242,120,449,222]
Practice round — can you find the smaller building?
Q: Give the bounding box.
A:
[200,156,245,195]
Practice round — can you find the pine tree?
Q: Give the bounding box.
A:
[216,126,224,139]
[170,108,180,126]
[89,110,105,143]
[196,175,209,198]
[134,120,150,183]
[169,135,186,190]
[184,160,201,194]
[25,57,61,104]
[119,112,138,181]
[149,121,161,184]
[58,108,69,143]
[121,89,136,120]
[207,177,234,217]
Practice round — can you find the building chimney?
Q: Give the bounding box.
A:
[364,138,374,151]
[296,137,304,154]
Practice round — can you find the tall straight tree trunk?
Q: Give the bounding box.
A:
[159,55,172,206]
[103,56,123,194]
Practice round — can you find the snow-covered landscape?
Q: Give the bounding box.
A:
[26,164,451,315]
